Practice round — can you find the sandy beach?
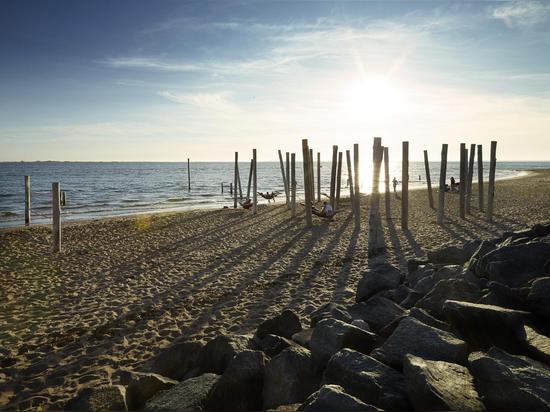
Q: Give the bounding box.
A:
[1,169,549,410]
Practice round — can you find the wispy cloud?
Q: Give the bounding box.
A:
[157,90,241,113]
[492,0,550,27]
[102,57,201,72]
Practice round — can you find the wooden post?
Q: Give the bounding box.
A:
[477,145,484,212]
[487,141,497,222]
[237,165,242,200]
[24,175,31,226]
[52,182,61,252]
[459,143,466,219]
[309,148,315,202]
[278,149,290,207]
[401,141,409,230]
[302,139,312,227]
[423,150,434,208]
[353,143,360,227]
[221,183,224,194]
[230,183,233,195]
[335,151,343,209]
[369,138,384,255]
[317,152,321,202]
[61,191,67,207]
[234,152,238,208]
[286,152,290,205]
[247,159,253,200]
[253,149,257,214]
[346,150,354,204]
[187,158,191,190]
[437,144,448,224]
[330,145,338,209]
[291,153,296,217]
[466,143,475,214]
[384,147,390,217]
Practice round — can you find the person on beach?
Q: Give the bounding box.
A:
[241,198,252,209]
[450,177,457,192]
[392,177,398,194]
[312,201,334,218]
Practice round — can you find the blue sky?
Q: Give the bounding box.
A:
[1,0,549,161]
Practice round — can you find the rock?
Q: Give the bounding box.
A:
[463,239,483,261]
[371,317,468,368]
[126,372,177,410]
[414,275,436,295]
[148,340,203,380]
[427,245,467,265]
[350,319,370,332]
[310,318,377,367]
[403,354,484,411]
[432,265,479,285]
[516,324,550,367]
[478,242,550,288]
[469,347,550,410]
[298,384,381,411]
[292,329,313,348]
[410,307,451,332]
[144,373,219,412]
[355,262,403,302]
[415,279,482,319]
[477,281,526,310]
[310,303,351,327]
[323,349,410,410]
[407,264,435,289]
[65,386,127,411]
[259,334,297,358]
[400,290,423,309]
[199,334,252,374]
[257,309,302,340]
[527,277,550,319]
[443,300,529,352]
[206,350,267,411]
[407,258,429,274]
[502,223,550,241]
[268,404,302,411]
[348,296,407,333]
[263,346,321,409]
[467,240,498,275]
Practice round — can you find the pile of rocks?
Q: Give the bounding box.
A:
[67,222,550,411]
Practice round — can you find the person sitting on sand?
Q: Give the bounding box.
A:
[312,201,334,218]
[241,198,252,209]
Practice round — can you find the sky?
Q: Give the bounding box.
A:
[1,0,549,161]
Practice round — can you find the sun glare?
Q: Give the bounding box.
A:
[345,77,408,120]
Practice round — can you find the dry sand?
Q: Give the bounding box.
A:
[1,169,549,410]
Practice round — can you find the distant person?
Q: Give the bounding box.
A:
[419,175,421,181]
[241,198,252,209]
[312,201,333,218]
[450,177,457,192]
[392,177,398,194]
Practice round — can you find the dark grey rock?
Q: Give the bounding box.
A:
[263,346,321,410]
[527,277,550,319]
[469,347,550,410]
[148,340,203,380]
[199,334,252,374]
[432,265,479,285]
[408,258,429,274]
[371,316,468,368]
[414,275,436,295]
[126,372,177,410]
[257,309,302,340]
[407,264,435,289]
[410,307,451,332]
[427,245,467,265]
[477,281,526,310]
[400,289,423,309]
[323,349,411,410]
[298,384,381,411]
[65,385,127,411]
[516,324,550,367]
[310,303,352,327]
[259,334,297,358]
[467,240,498,275]
[348,296,407,333]
[463,239,483,262]
[292,328,313,349]
[350,319,370,332]
[404,354,484,411]
[355,262,403,302]
[415,279,482,319]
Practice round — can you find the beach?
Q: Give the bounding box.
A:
[1,169,549,410]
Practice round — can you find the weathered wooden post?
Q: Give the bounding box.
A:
[353,143,360,227]
[291,153,296,217]
[487,141,497,222]
[369,137,385,255]
[335,152,343,209]
[346,150,354,204]
[24,175,31,226]
[247,159,253,200]
[459,143,466,219]
[237,165,242,200]
[286,152,290,204]
[437,144,448,224]
[466,143,475,214]
[61,191,67,207]
[384,147,390,217]
[253,149,257,214]
[302,139,312,227]
[309,148,315,201]
[401,141,409,230]
[230,183,233,195]
[187,158,191,190]
[278,149,290,207]
[330,145,338,209]
[221,183,224,194]
[52,182,61,252]
[423,150,434,208]
[477,145,484,211]
[317,152,321,202]
[234,152,238,208]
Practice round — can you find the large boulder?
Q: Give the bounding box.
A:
[516,324,550,367]
[403,354,484,411]
[410,307,451,332]
[205,350,267,411]
[292,329,313,348]
[527,277,550,319]
[323,349,410,410]
[427,245,467,265]
[263,346,321,409]
[407,264,435,289]
[126,372,177,410]
[466,240,498,275]
[443,300,529,352]
[348,296,407,333]
[355,262,403,302]
[310,303,352,327]
[259,334,297,358]
[415,279,482,319]
[371,317,468,368]
[65,386,127,411]
[469,347,550,410]
[310,318,377,367]
[478,281,526,310]
[414,275,437,295]
[298,384,381,411]
[199,334,252,374]
[148,340,203,380]
[257,310,302,340]
[144,373,219,412]
[502,223,550,241]
[432,265,479,285]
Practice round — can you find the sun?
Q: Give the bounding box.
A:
[345,77,407,120]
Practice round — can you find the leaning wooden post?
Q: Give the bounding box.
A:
[466,143,475,214]
[302,139,312,227]
[329,145,338,209]
[401,141,409,230]
[486,141,497,222]
[477,145,484,211]
[335,151,343,209]
[291,153,296,217]
[383,147,390,217]
[24,175,31,226]
[52,182,61,252]
[317,152,321,202]
[309,148,315,202]
[423,150,434,208]
[459,143,466,219]
[187,158,191,190]
[346,150,354,204]
[234,152,238,208]
[437,144,448,224]
[246,159,253,200]
[278,149,290,207]
[286,152,290,204]
[253,149,257,214]
[353,143,360,227]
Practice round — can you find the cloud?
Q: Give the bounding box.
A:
[102,57,201,72]
[157,90,240,113]
[492,1,550,27]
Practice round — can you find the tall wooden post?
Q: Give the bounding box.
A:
[24,175,31,226]
[187,158,191,190]
[487,141,497,222]
[278,149,290,207]
[317,152,321,203]
[221,183,224,194]
[466,143,475,214]
[230,183,233,195]
[384,147,390,217]
[247,159,253,200]
[330,145,338,209]
[477,145,484,211]
[291,153,296,217]
[286,152,290,205]
[52,182,61,252]
[459,143,466,219]
[234,152,238,208]
[437,144,448,224]
[346,150,354,204]
[309,148,315,201]
[335,152,343,209]
[369,138,384,255]
[237,166,242,199]
[353,144,360,227]
[302,139,312,227]
[423,150,434,208]
[401,141,409,230]
[252,149,257,214]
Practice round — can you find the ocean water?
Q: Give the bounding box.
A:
[0,161,547,228]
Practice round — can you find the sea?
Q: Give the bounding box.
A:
[1,161,548,228]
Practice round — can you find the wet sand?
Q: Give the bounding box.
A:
[1,169,549,410]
